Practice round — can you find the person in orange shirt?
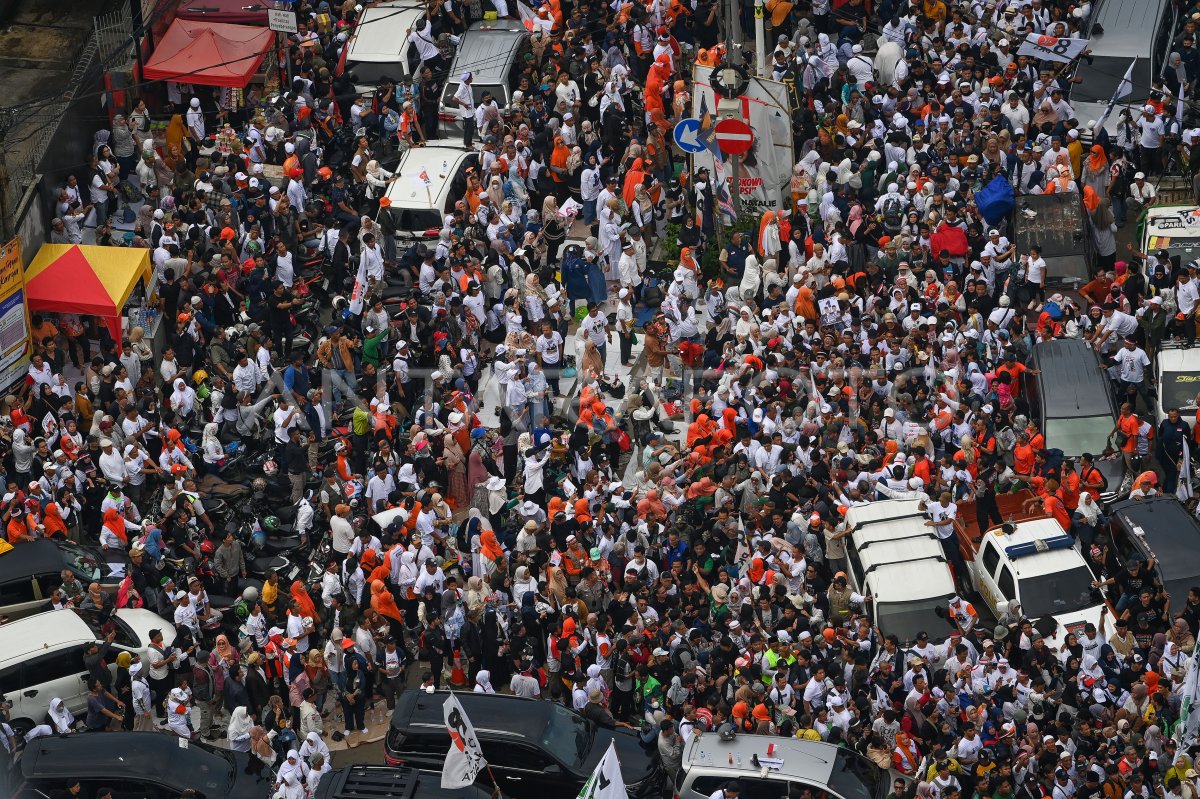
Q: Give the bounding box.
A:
[1012,432,1036,478]
[1112,405,1142,473]
[911,447,933,486]
[1025,421,1045,452]
[997,353,1040,397]
[1058,460,1081,510]
[1078,453,1108,496]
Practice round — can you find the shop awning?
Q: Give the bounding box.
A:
[143,19,273,88]
[25,245,152,340]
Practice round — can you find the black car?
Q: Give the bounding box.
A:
[0,538,124,620]
[1029,338,1125,502]
[1107,495,1200,607]
[316,765,498,799]
[14,732,272,799]
[384,691,663,798]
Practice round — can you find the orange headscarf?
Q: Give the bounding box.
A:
[370,579,404,623]
[1083,185,1100,213]
[1087,144,1107,173]
[103,507,129,543]
[42,502,68,538]
[480,528,504,562]
[623,158,646,206]
[290,579,318,620]
[550,136,569,183]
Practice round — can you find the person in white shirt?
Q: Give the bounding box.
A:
[578,305,611,364]
[1137,106,1166,173]
[1019,245,1046,308]
[453,72,477,149]
[1112,337,1152,407]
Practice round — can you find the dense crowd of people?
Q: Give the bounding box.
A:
[11,0,1200,798]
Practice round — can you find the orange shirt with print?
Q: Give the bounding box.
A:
[1014,443,1036,475]
[996,362,1028,393]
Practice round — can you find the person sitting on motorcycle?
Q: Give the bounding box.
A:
[187,575,223,631]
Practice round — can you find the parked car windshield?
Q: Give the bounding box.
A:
[541,702,593,766]
[1017,566,1098,618]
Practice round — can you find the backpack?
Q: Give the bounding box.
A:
[881,197,904,232]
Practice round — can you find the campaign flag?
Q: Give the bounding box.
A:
[1180,439,1194,503]
[1094,58,1136,134]
[576,741,627,799]
[698,92,736,222]
[1016,33,1089,63]
[441,693,487,788]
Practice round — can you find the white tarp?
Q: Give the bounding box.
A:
[1016,34,1089,63]
[692,66,794,223]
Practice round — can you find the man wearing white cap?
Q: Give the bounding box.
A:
[453,72,477,148]
[185,98,205,161]
[1137,104,1165,175]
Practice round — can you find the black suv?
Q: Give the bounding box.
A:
[13,732,271,799]
[384,691,663,798]
[316,766,497,799]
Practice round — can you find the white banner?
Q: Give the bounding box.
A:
[442,693,488,789]
[1016,34,1089,63]
[577,741,627,799]
[692,66,795,220]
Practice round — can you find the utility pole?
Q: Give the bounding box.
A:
[719,0,742,217]
[753,0,766,77]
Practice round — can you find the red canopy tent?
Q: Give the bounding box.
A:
[143,19,273,87]
[177,0,269,25]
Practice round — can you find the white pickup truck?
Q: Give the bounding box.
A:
[968,518,1105,641]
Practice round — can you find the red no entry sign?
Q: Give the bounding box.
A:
[714,118,754,155]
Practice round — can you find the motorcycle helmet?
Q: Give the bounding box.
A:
[251,529,267,549]
[263,459,278,477]
[242,586,260,603]
[200,539,216,556]
[717,722,738,742]
[192,370,209,386]
[318,166,333,181]
[262,516,280,534]
[252,477,267,493]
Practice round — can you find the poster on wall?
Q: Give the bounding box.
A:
[691,66,795,223]
[0,238,30,393]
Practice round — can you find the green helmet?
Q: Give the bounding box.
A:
[262,516,280,533]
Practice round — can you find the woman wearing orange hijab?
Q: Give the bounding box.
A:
[549,136,569,188]
[479,528,505,570]
[289,579,319,621]
[370,579,405,639]
[41,502,69,539]
[623,158,646,206]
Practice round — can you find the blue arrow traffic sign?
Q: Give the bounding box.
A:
[673,118,706,154]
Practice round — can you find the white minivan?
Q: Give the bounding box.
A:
[339,2,429,97]
[0,607,175,738]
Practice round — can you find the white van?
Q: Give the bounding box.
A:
[340,2,428,97]
[843,500,958,646]
[1155,341,1200,424]
[969,519,1105,643]
[379,145,479,240]
[1140,204,1200,269]
[0,607,175,738]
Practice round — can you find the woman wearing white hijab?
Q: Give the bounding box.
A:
[277,770,306,799]
[474,669,496,693]
[169,377,196,420]
[299,729,331,763]
[227,706,254,751]
[166,686,193,738]
[277,749,309,789]
[201,422,224,469]
[22,696,75,741]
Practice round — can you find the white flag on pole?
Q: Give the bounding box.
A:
[442,693,488,789]
[1016,33,1089,63]
[1094,58,1136,135]
[1178,80,1187,123]
[1179,439,1194,503]
[577,741,627,799]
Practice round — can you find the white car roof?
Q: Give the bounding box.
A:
[383,146,475,210]
[346,2,426,62]
[1157,345,1200,374]
[846,500,955,602]
[983,518,1088,579]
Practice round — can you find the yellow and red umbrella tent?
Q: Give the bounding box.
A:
[24,244,152,340]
